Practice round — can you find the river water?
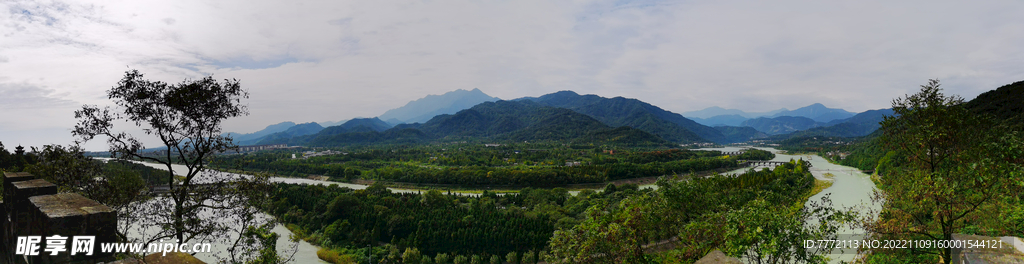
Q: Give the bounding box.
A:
[692,147,879,263]
[102,147,878,263]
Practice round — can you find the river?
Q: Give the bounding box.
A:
[692,147,879,263]
[103,146,878,263]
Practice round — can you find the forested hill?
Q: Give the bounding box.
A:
[259,100,673,147]
[785,80,1022,172]
[520,91,729,143]
[965,80,1024,128]
[781,78,1022,145]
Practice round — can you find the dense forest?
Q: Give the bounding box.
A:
[213,145,775,186]
[270,158,848,263]
[771,80,1024,263]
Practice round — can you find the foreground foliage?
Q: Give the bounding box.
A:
[272,158,853,264]
[864,80,1024,262]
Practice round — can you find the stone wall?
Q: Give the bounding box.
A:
[1,172,117,264]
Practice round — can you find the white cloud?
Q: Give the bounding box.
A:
[2,0,1024,149]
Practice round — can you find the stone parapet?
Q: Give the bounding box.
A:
[8,180,57,239]
[3,172,37,217]
[25,193,116,264]
[0,172,118,264]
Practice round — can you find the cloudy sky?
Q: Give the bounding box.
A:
[2,0,1023,150]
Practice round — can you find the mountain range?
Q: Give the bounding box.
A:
[225,89,897,147]
[682,106,786,119]
[687,103,856,127]
[772,108,895,139]
[257,100,671,147]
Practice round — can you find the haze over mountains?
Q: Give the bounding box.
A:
[225,88,898,146]
[379,88,500,125]
[686,103,856,126]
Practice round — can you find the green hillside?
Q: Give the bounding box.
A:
[524,91,723,143]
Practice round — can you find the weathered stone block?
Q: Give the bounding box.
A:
[0,200,7,264]
[27,193,117,264]
[3,172,36,214]
[9,180,57,239]
[3,172,35,183]
[10,180,57,201]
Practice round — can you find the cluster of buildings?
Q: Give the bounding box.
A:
[301,150,345,159]
[683,142,717,148]
[235,144,290,153]
[825,151,850,160]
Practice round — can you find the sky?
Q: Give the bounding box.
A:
[2,0,1023,150]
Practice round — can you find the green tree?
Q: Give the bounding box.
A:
[869,79,1023,261]
[26,144,101,192]
[548,194,664,263]
[522,250,536,264]
[505,252,518,264]
[72,69,283,262]
[403,247,423,264]
[713,197,853,264]
[27,144,147,242]
[489,255,500,264]
[435,253,450,264]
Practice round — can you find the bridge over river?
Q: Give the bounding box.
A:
[738,160,790,167]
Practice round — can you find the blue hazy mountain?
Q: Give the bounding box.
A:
[690,114,749,126]
[682,106,786,119]
[770,103,855,123]
[317,120,346,127]
[777,108,895,138]
[684,103,854,123]
[253,122,324,144]
[378,88,500,124]
[223,121,296,145]
[741,116,824,135]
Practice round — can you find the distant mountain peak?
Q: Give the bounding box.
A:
[379,88,500,124]
[772,103,854,123]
